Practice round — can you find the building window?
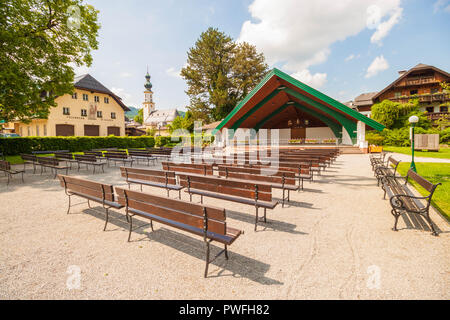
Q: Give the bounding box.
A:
[410,89,418,95]
[426,107,434,113]
[97,111,103,118]
[94,96,99,102]
[43,124,47,136]
[83,93,88,101]
[36,125,39,136]
[81,109,87,117]
[72,92,77,99]
[104,97,109,104]
[440,106,448,113]
[63,107,70,115]
[431,88,439,94]
[111,112,116,119]
[394,92,401,98]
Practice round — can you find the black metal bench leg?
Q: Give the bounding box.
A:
[391,209,400,231]
[21,171,24,183]
[424,213,438,236]
[128,215,133,242]
[264,208,267,223]
[150,219,154,231]
[282,189,285,208]
[254,207,258,231]
[103,208,109,231]
[67,195,72,214]
[204,241,210,278]
[224,244,229,260]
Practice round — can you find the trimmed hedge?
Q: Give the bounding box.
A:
[0,136,156,155]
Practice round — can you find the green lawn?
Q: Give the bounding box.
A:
[383,146,450,159]
[397,162,450,221]
[6,152,84,165]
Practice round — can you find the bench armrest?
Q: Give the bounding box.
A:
[389,193,430,210]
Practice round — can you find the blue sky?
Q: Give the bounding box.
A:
[79,0,450,111]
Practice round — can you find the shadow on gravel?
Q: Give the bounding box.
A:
[79,206,284,285]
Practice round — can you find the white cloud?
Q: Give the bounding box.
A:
[370,6,403,45]
[291,70,327,89]
[238,0,402,73]
[365,55,389,78]
[166,67,181,78]
[70,63,90,76]
[345,53,361,62]
[433,0,450,13]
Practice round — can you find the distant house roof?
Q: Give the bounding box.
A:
[372,63,450,101]
[144,109,180,125]
[353,92,378,107]
[201,121,222,131]
[74,74,130,111]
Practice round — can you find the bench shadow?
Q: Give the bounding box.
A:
[81,206,283,285]
[274,199,318,210]
[224,209,307,235]
[398,212,443,234]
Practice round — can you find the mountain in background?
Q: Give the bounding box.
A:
[125,106,140,119]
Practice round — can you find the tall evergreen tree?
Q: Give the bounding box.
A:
[181,28,268,122]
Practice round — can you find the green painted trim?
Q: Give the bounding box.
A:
[293,103,342,138]
[254,103,290,131]
[212,69,277,135]
[283,87,357,138]
[212,68,385,134]
[272,68,385,131]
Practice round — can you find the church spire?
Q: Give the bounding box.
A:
[144,67,152,90]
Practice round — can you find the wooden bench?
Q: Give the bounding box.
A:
[120,166,182,198]
[217,166,298,207]
[58,175,124,231]
[83,150,104,158]
[55,153,79,169]
[20,154,38,173]
[127,150,157,166]
[177,174,278,231]
[0,160,24,185]
[375,156,400,186]
[74,154,107,174]
[370,151,386,172]
[162,162,214,176]
[32,150,70,155]
[382,169,441,236]
[115,187,242,277]
[242,162,313,189]
[37,157,69,178]
[104,152,134,167]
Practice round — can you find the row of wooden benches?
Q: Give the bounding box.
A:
[370,152,441,236]
[58,174,241,278]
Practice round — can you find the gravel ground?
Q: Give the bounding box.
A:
[0,154,448,300]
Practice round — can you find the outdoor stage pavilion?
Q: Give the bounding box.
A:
[212,68,385,153]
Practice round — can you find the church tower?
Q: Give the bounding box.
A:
[142,69,155,120]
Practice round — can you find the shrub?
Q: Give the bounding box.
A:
[0,136,156,155]
[366,132,385,145]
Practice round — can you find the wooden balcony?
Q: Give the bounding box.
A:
[403,77,436,86]
[390,93,450,103]
[427,112,449,121]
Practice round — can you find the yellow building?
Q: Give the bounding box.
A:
[9,74,129,137]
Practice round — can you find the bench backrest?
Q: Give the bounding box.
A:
[32,150,69,154]
[178,174,272,202]
[387,156,400,173]
[406,169,441,196]
[20,154,36,162]
[162,162,214,176]
[104,152,128,159]
[74,154,98,162]
[37,157,59,165]
[115,187,227,236]
[0,160,11,171]
[58,175,115,202]
[84,151,104,157]
[218,166,296,185]
[245,163,311,175]
[56,153,74,160]
[120,167,177,185]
